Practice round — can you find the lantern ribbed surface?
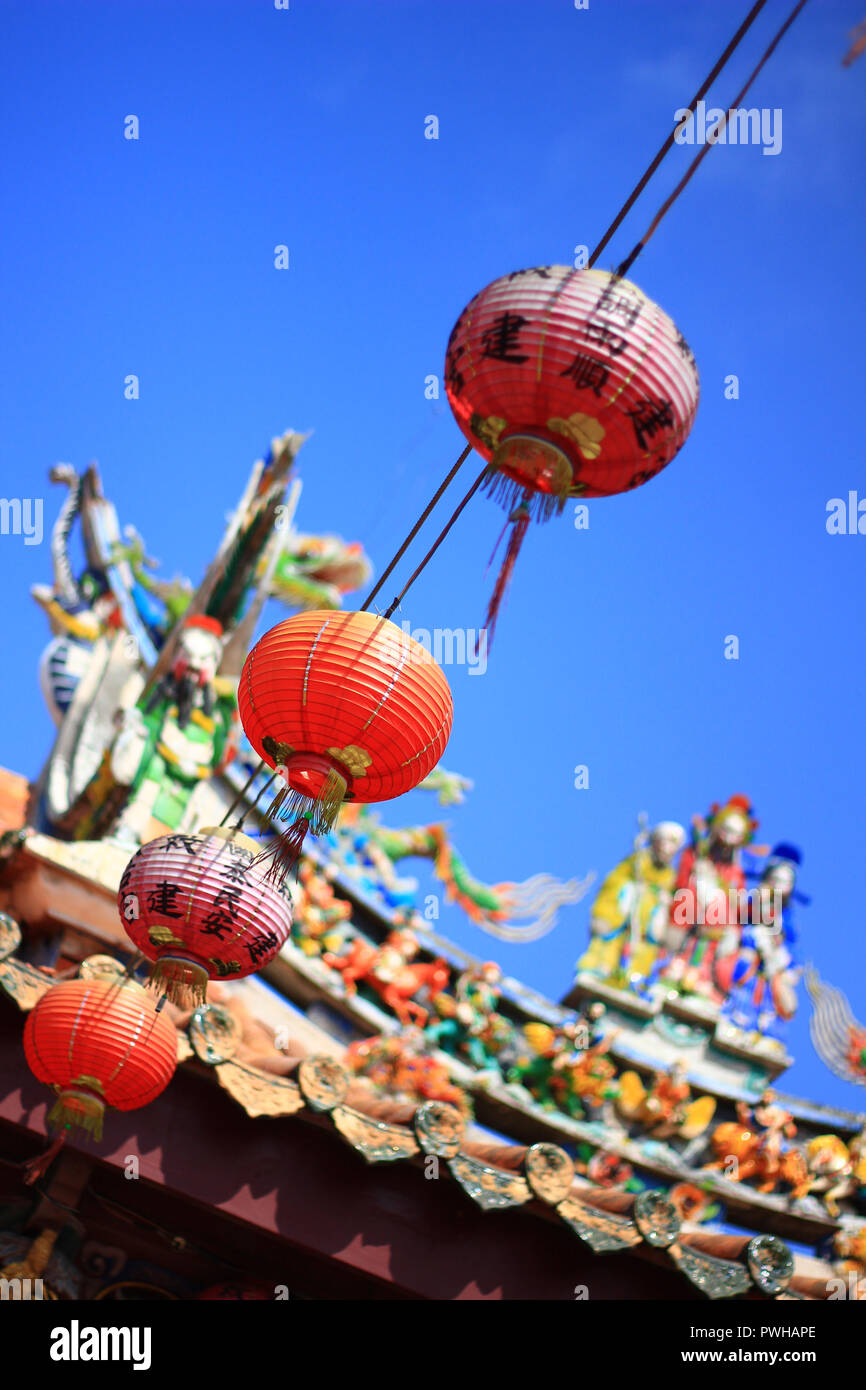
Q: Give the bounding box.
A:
[238,609,453,805]
[118,828,293,1004]
[23,977,177,1141]
[445,265,699,507]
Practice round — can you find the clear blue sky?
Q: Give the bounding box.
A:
[1,0,864,1113]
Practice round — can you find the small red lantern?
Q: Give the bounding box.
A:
[23,977,177,1142]
[238,609,453,874]
[445,264,699,634]
[118,827,293,1004]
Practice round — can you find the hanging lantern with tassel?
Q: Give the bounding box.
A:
[23,975,177,1145]
[238,609,453,879]
[118,826,293,1004]
[444,264,700,638]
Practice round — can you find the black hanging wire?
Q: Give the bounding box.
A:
[381,464,490,620]
[58,0,812,1101]
[615,0,811,279]
[588,0,769,268]
[359,444,472,612]
[227,0,812,834]
[353,0,806,620]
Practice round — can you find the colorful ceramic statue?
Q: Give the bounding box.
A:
[456,960,501,1018]
[32,465,164,666]
[561,1035,621,1117]
[289,860,353,957]
[323,930,450,1027]
[832,1226,866,1300]
[426,961,513,1071]
[576,999,609,1049]
[663,795,759,1004]
[577,820,685,993]
[805,1128,866,1218]
[345,1029,470,1116]
[507,1021,582,1111]
[32,439,373,843]
[617,1062,716,1140]
[706,1090,811,1198]
[417,767,473,806]
[582,1149,634,1189]
[668,1183,721,1225]
[720,844,805,1042]
[264,532,371,612]
[508,1020,619,1119]
[108,617,238,845]
[739,1090,798,1164]
[110,526,193,629]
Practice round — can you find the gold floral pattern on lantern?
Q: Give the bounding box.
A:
[470,413,507,450]
[326,745,372,778]
[546,412,606,460]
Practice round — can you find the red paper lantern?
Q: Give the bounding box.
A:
[445,265,699,632]
[118,827,293,1003]
[23,977,177,1142]
[238,609,453,872]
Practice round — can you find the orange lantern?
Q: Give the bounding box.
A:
[445,264,699,634]
[23,977,177,1142]
[238,610,453,874]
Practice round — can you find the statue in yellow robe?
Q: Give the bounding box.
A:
[577,821,685,993]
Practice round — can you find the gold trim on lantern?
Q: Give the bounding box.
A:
[149,955,210,1007]
[48,1087,106,1142]
[546,413,606,460]
[326,745,372,778]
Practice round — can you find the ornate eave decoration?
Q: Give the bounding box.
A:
[0,943,831,1301]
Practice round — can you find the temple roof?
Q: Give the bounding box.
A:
[0,759,862,1299]
[0,977,836,1301]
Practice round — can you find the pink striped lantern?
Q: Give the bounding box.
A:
[444,265,699,634]
[118,827,292,1005]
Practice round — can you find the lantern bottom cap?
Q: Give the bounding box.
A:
[150,954,210,1007]
[487,436,574,519]
[275,751,353,805]
[48,1089,106,1143]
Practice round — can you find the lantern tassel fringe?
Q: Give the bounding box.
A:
[482,498,533,648]
[482,464,570,524]
[47,1092,105,1143]
[149,956,210,1008]
[23,1133,67,1185]
[255,768,348,885]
